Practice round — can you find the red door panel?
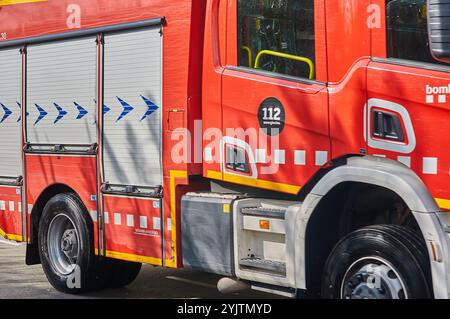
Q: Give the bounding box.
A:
[219,70,330,191]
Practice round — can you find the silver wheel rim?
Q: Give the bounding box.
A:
[47,213,80,275]
[340,256,408,299]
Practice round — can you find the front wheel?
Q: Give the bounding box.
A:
[321,225,433,299]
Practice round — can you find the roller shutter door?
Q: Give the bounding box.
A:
[103,28,162,187]
[0,48,22,179]
[26,37,97,145]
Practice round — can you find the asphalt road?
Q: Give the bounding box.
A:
[0,236,280,299]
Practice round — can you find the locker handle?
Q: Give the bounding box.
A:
[24,143,98,155]
[0,176,22,187]
[101,183,163,198]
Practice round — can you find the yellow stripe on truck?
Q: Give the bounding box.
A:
[206,170,301,195]
[94,248,162,266]
[436,198,450,210]
[0,0,47,6]
[0,227,23,242]
[165,170,188,268]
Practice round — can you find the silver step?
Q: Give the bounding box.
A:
[250,283,297,298]
[240,207,286,219]
[240,257,286,275]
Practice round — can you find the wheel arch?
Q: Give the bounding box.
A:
[295,155,449,298]
[26,183,91,265]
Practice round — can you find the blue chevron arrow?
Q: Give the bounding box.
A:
[0,103,12,124]
[74,102,88,120]
[53,103,68,124]
[92,99,112,124]
[93,99,111,115]
[16,102,23,122]
[34,104,48,125]
[140,95,159,121]
[116,97,134,122]
[103,103,111,115]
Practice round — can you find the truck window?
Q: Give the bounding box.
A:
[386,0,442,65]
[237,0,315,80]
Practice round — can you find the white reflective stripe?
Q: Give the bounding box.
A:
[438,95,447,104]
[167,218,172,231]
[426,95,434,104]
[274,150,285,165]
[104,212,109,224]
[114,213,122,225]
[139,216,148,229]
[294,150,306,165]
[0,201,5,211]
[315,151,328,166]
[18,202,22,213]
[27,204,33,214]
[397,156,411,168]
[373,154,387,158]
[255,149,267,164]
[423,157,438,175]
[153,217,161,230]
[8,201,14,212]
[126,214,134,227]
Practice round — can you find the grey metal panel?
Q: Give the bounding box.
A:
[26,37,97,144]
[103,28,162,187]
[0,48,22,178]
[181,194,238,276]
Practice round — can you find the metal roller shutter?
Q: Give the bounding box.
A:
[103,28,162,187]
[26,37,97,145]
[0,48,22,178]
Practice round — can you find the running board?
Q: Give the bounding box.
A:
[240,257,286,276]
[241,207,286,219]
[250,282,297,298]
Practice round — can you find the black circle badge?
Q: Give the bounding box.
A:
[258,97,286,136]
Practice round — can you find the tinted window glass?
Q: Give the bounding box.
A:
[386,0,442,64]
[238,0,315,80]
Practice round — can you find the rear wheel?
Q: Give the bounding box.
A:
[38,193,108,293]
[321,225,432,299]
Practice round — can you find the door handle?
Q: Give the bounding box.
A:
[372,110,405,142]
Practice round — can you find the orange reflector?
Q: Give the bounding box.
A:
[430,241,443,262]
[259,220,270,230]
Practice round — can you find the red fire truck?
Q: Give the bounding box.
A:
[0,0,449,299]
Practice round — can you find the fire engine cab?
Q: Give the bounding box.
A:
[0,0,450,299]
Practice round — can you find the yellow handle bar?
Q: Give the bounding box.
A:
[241,46,253,68]
[254,50,315,80]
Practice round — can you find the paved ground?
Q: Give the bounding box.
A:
[0,236,280,299]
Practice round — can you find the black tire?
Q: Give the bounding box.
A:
[106,259,142,289]
[38,193,109,293]
[321,225,433,299]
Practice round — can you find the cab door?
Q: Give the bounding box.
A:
[210,0,329,193]
[368,0,450,209]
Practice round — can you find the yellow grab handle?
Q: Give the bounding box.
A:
[254,50,315,80]
[241,46,253,68]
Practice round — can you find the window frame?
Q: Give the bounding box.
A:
[371,0,450,72]
[225,0,328,85]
